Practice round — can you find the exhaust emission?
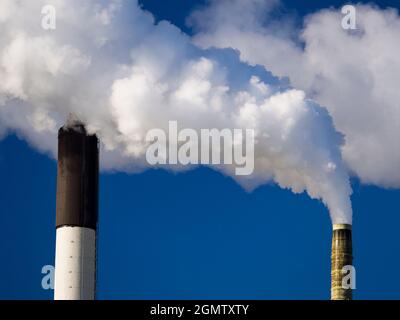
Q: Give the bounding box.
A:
[331,224,353,300]
[54,122,99,300]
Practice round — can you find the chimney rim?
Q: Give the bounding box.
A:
[332,223,352,231]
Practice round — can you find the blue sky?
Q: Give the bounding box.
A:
[1,0,400,300]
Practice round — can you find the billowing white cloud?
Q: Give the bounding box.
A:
[0,0,352,223]
[191,0,400,188]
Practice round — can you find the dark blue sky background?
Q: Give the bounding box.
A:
[1,0,400,300]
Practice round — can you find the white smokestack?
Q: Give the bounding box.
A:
[54,227,96,300]
[54,125,99,300]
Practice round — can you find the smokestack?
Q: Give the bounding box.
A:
[331,224,353,300]
[54,122,99,300]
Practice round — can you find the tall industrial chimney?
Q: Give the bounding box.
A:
[54,122,99,300]
[331,224,353,300]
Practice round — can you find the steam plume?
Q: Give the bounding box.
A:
[0,0,352,223]
[191,0,400,189]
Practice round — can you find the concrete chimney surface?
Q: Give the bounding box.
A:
[331,224,353,300]
[54,125,99,300]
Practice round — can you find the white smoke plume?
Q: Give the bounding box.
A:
[0,0,352,224]
[191,0,400,189]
